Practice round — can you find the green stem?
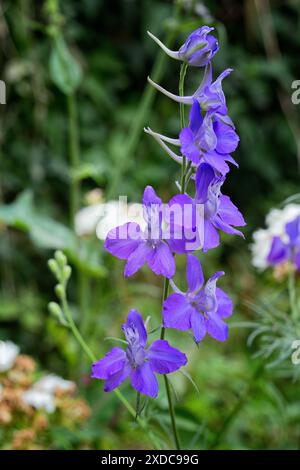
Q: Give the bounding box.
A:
[61,292,160,448]
[163,374,181,450]
[160,277,169,340]
[179,62,188,194]
[288,267,298,321]
[67,93,80,229]
[160,277,181,449]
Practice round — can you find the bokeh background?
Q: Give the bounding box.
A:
[1,0,300,449]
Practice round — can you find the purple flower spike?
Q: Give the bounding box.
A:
[163,255,233,344]
[92,309,187,398]
[168,163,246,252]
[179,100,239,173]
[148,26,218,68]
[105,186,191,279]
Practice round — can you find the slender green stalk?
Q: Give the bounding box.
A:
[60,291,160,449]
[288,267,298,321]
[163,375,181,449]
[67,93,80,229]
[179,62,188,194]
[160,277,169,340]
[160,276,181,449]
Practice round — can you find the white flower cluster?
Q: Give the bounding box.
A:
[22,375,75,413]
[0,340,75,413]
[251,203,300,270]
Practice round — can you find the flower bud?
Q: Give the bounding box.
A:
[55,284,64,300]
[148,26,218,68]
[48,302,63,318]
[48,259,58,275]
[54,250,67,268]
[178,26,218,67]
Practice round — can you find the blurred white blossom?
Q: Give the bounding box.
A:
[0,340,20,372]
[75,200,145,239]
[22,374,75,413]
[251,203,300,270]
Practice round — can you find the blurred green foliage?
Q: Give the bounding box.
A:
[1,0,300,449]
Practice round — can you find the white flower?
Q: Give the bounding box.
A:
[266,204,300,239]
[250,229,273,269]
[22,374,75,413]
[22,389,56,413]
[0,340,20,372]
[75,201,145,239]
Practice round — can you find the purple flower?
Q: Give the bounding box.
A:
[92,309,187,398]
[163,255,233,344]
[169,163,246,252]
[268,216,300,270]
[148,26,218,67]
[179,100,239,173]
[148,62,232,115]
[105,186,180,278]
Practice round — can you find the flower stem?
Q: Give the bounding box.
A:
[288,267,298,321]
[160,276,181,449]
[179,62,188,194]
[163,374,181,450]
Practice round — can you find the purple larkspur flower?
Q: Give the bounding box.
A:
[148,62,232,115]
[163,255,233,344]
[169,163,246,251]
[268,216,300,270]
[91,309,187,398]
[105,186,189,278]
[179,99,239,174]
[148,26,218,67]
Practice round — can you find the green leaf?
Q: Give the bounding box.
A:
[49,35,82,95]
[0,190,76,250]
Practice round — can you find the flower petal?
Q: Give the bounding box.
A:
[218,195,246,227]
[186,254,204,292]
[163,293,192,330]
[196,163,215,203]
[203,219,220,252]
[286,216,300,246]
[92,347,127,380]
[190,310,206,344]
[104,364,131,392]
[147,242,175,278]
[189,99,203,134]
[124,242,152,277]
[130,362,158,398]
[123,309,147,347]
[214,119,239,154]
[104,222,142,260]
[267,236,289,265]
[204,151,230,175]
[180,128,201,164]
[147,340,187,374]
[213,215,245,237]
[205,312,228,342]
[216,287,233,318]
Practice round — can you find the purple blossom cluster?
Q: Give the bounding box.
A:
[92,27,245,398]
[268,216,300,271]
